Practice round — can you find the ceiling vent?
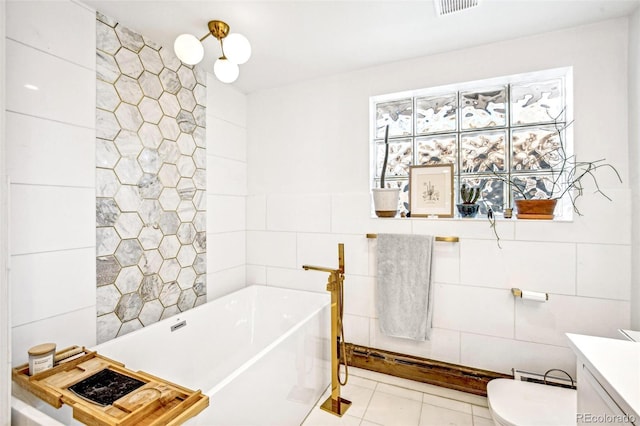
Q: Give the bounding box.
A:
[434,0,479,16]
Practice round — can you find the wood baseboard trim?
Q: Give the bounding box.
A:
[343,343,512,396]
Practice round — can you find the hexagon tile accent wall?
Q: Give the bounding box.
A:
[95,12,206,344]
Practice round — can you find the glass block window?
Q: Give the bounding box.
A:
[371,68,571,217]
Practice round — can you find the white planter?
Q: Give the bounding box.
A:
[372,188,400,218]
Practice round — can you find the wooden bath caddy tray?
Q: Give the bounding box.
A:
[12,346,209,426]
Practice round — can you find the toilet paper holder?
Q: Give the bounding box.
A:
[511,288,549,301]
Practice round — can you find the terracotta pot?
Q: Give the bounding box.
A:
[515,199,558,219]
[372,188,400,218]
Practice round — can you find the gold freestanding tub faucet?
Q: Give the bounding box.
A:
[302,243,351,417]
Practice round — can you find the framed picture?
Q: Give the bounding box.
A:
[409,164,454,217]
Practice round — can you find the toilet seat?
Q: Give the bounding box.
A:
[487,379,576,426]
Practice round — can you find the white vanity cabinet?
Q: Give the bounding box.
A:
[568,334,640,426]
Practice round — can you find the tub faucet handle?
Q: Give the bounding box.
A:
[302,265,340,274]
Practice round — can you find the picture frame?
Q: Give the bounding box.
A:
[409,164,454,218]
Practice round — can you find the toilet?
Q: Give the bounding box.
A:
[487,379,577,426]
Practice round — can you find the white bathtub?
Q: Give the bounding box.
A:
[12,285,331,425]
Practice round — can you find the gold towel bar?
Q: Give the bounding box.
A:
[366,234,459,243]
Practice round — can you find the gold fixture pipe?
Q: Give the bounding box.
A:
[302,244,351,417]
[302,265,341,274]
[366,233,459,243]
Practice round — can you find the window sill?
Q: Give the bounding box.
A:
[371,214,573,223]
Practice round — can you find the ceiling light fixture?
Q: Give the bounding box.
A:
[174,20,251,84]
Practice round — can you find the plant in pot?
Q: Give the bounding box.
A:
[372,125,400,217]
[491,111,621,219]
[456,184,481,218]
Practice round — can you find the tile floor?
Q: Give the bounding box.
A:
[302,367,494,426]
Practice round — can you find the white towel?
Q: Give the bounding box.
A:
[376,234,434,341]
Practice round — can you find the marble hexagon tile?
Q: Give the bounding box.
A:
[95,12,207,344]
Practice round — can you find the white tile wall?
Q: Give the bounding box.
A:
[577,243,631,300]
[0,3,9,423]
[246,230,297,268]
[207,156,247,196]
[207,231,246,272]
[10,185,95,255]
[206,265,246,301]
[207,195,246,233]
[432,284,515,339]
[459,239,577,294]
[246,264,267,284]
[267,194,331,233]
[245,18,633,379]
[331,193,372,235]
[246,195,266,230]
[343,274,376,318]
[344,314,371,346]
[6,0,95,69]
[206,76,247,127]
[431,243,460,284]
[6,39,95,128]
[7,0,98,365]
[11,248,96,327]
[206,72,248,300]
[515,295,629,346]
[207,116,247,161]
[6,112,95,188]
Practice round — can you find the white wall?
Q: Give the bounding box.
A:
[6,0,96,365]
[206,75,248,299]
[1,0,9,423]
[246,18,632,377]
[629,6,640,329]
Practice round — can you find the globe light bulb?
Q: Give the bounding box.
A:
[174,34,204,65]
[214,58,239,83]
[224,33,252,65]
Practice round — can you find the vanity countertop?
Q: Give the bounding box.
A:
[567,333,640,419]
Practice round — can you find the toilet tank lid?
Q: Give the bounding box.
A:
[487,379,576,426]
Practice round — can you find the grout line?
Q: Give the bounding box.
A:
[6,110,95,131]
[10,182,94,190]
[11,246,95,257]
[6,38,95,72]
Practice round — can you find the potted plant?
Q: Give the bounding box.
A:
[491,111,621,219]
[372,125,400,217]
[456,184,480,218]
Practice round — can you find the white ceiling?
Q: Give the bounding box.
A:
[84,0,640,93]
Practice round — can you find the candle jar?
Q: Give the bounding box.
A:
[28,343,56,376]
